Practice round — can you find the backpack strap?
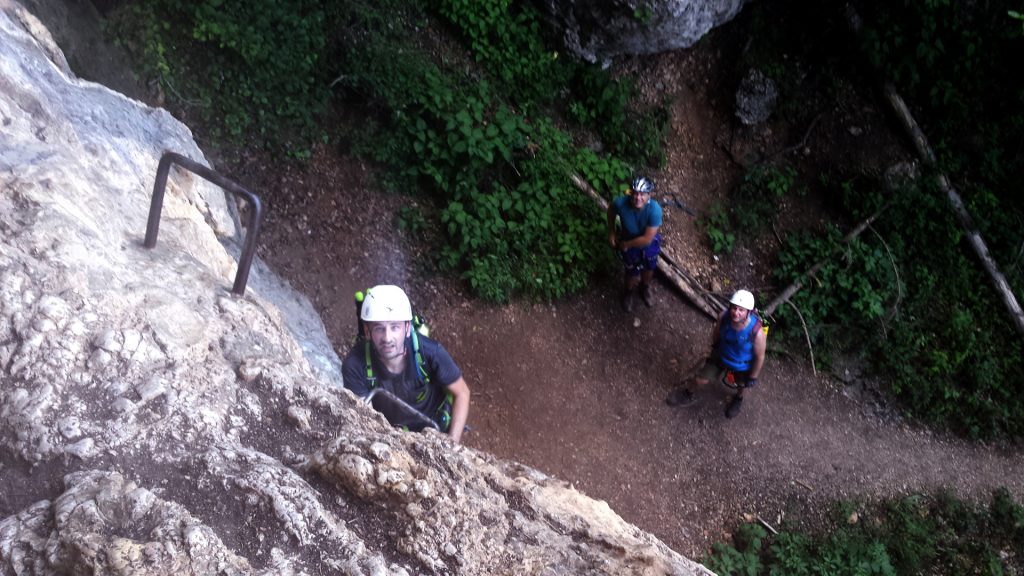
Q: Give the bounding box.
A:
[410,328,430,385]
[363,340,377,389]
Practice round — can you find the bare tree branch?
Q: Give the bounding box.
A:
[847,4,1024,338]
[763,201,892,316]
[784,300,816,376]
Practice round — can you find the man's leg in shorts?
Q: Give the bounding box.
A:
[666,358,721,406]
[726,369,754,418]
[620,250,644,311]
[693,359,723,387]
[639,236,661,307]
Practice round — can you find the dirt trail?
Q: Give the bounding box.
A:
[417,285,1024,558]
[244,38,1024,556]
[250,143,1024,557]
[36,1,1024,560]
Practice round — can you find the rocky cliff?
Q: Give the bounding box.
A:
[539,0,747,63]
[0,3,712,574]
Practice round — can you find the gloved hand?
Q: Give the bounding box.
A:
[745,377,759,388]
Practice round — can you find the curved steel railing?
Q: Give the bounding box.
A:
[144,152,264,295]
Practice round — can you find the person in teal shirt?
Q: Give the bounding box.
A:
[606,176,663,311]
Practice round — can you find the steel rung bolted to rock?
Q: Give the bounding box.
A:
[144,151,264,295]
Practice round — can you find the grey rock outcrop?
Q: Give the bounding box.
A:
[735,69,778,125]
[0,2,711,574]
[540,0,747,63]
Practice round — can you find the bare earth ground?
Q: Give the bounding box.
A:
[37,4,1024,561]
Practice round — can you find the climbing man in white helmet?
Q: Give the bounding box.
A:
[666,289,767,418]
[342,285,471,443]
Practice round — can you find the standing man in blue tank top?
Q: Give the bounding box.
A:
[666,289,767,418]
[606,176,663,312]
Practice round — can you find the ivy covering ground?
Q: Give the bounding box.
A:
[706,490,1024,575]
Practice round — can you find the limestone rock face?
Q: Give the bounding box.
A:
[0,2,711,574]
[539,0,747,62]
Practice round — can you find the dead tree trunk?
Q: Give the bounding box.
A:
[847,5,1024,337]
[570,173,725,319]
[882,84,1024,337]
[762,202,891,316]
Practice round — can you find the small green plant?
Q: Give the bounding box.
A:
[109,0,330,151]
[633,7,654,23]
[395,205,428,237]
[699,163,797,255]
[706,491,1024,575]
[706,523,765,576]
[734,164,797,232]
[702,205,736,254]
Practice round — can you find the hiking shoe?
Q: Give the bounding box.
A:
[666,388,696,407]
[725,395,744,419]
[621,288,636,312]
[640,284,654,308]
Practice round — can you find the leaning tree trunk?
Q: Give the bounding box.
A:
[845,6,1024,338]
[881,84,1024,337]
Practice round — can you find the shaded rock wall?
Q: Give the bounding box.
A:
[0,2,712,574]
[539,0,747,63]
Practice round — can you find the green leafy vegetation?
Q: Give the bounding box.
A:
[706,490,1024,575]
[332,0,657,301]
[435,0,568,107]
[108,0,331,153]
[568,66,670,168]
[728,0,1024,440]
[110,0,664,302]
[770,177,1024,439]
[702,205,736,255]
[700,163,797,254]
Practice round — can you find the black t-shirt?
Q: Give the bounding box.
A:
[342,334,462,419]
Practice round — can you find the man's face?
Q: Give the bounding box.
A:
[365,321,410,361]
[630,190,649,209]
[729,304,750,324]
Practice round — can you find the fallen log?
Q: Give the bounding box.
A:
[762,201,892,317]
[881,83,1024,337]
[570,173,725,319]
[847,5,1024,337]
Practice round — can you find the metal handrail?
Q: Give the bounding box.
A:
[144,152,264,295]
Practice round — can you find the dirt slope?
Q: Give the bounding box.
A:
[40,2,1024,560]
[243,37,1024,560]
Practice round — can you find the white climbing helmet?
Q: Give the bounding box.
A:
[361,285,413,322]
[632,176,655,195]
[729,289,755,311]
